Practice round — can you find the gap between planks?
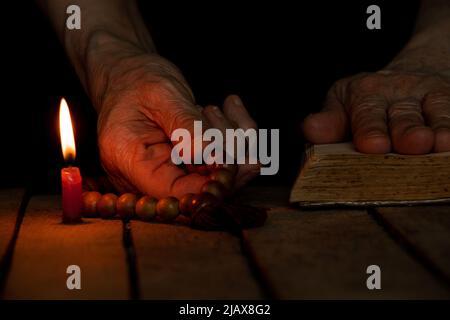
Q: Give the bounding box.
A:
[5,186,448,300]
[3,195,129,299]
[130,219,264,299]
[241,207,450,299]
[0,189,29,297]
[370,206,450,289]
[238,186,450,299]
[1,193,265,300]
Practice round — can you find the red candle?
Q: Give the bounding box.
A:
[59,98,83,223]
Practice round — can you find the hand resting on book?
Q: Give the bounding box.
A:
[302,0,450,155]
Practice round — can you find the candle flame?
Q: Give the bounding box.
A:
[59,98,76,161]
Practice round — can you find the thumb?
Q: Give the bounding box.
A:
[302,85,349,143]
[156,100,212,164]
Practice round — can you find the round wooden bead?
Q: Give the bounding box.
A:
[190,192,220,215]
[201,181,226,201]
[179,193,195,216]
[97,193,118,218]
[209,168,234,190]
[135,196,157,221]
[117,193,137,219]
[156,197,179,221]
[82,191,101,217]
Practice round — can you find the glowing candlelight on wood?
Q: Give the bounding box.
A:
[59,98,83,224]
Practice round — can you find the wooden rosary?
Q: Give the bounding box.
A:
[81,163,267,232]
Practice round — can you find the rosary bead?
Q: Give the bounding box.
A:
[201,181,226,201]
[156,197,180,221]
[190,192,220,215]
[82,191,101,217]
[179,193,195,216]
[97,193,118,218]
[209,168,234,190]
[135,196,157,221]
[117,193,137,219]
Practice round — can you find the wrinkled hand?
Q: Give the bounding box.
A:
[87,35,259,198]
[303,69,450,154]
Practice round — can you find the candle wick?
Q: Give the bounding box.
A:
[66,157,75,167]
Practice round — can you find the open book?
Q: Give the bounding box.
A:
[290,143,450,206]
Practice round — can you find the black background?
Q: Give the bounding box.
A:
[0,0,418,192]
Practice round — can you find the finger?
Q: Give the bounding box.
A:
[350,94,391,154]
[153,100,212,164]
[302,85,349,144]
[201,104,234,166]
[223,95,257,130]
[387,97,434,154]
[203,104,259,189]
[223,95,260,187]
[211,101,239,161]
[202,105,231,133]
[422,91,450,152]
[131,142,209,199]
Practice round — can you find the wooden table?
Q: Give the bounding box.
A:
[0,187,449,299]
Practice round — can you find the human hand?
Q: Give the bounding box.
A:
[87,34,259,198]
[302,68,450,154]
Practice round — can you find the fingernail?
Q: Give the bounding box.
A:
[212,106,223,118]
[232,95,243,107]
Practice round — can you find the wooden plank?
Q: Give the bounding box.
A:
[376,206,450,283]
[0,189,25,265]
[243,207,450,299]
[3,195,129,299]
[232,185,290,209]
[132,220,263,299]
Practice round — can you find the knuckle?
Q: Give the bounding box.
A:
[351,109,386,132]
[349,94,387,131]
[388,98,422,122]
[423,90,450,111]
[422,90,450,129]
[351,95,386,116]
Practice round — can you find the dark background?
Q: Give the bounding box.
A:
[0,0,418,192]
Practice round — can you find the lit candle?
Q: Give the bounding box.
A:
[59,98,83,224]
